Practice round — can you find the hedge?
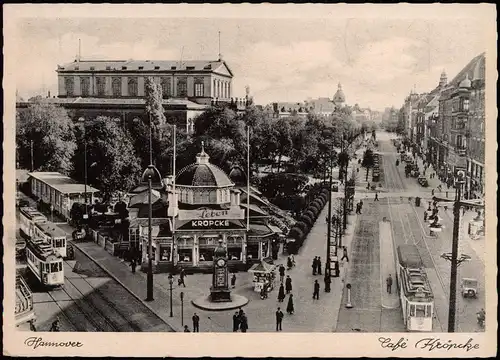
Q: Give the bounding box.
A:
[300,214,314,226]
[295,221,309,234]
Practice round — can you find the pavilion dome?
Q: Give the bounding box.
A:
[176,142,234,188]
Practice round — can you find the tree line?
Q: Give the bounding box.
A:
[16,77,375,200]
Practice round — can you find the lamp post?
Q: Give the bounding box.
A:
[180,291,184,326]
[325,156,333,278]
[434,170,484,332]
[168,274,174,317]
[78,117,88,220]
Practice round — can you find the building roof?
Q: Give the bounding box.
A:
[28,172,100,194]
[397,244,424,268]
[176,146,234,188]
[35,222,67,238]
[57,59,233,77]
[18,97,208,110]
[228,166,247,186]
[448,52,486,87]
[247,223,274,238]
[333,83,346,104]
[248,260,276,273]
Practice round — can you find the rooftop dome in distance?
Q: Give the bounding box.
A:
[459,74,471,88]
[333,83,346,104]
[176,141,234,188]
[229,166,247,186]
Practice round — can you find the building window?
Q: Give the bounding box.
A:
[65,77,74,96]
[195,82,204,97]
[112,77,122,96]
[80,77,91,97]
[177,78,187,97]
[128,77,138,96]
[461,99,470,111]
[96,77,106,96]
[160,77,171,98]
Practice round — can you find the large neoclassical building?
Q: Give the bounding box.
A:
[127,145,284,273]
[16,56,248,132]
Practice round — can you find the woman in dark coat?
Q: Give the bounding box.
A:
[277,283,285,302]
[287,256,293,270]
[286,294,294,314]
[285,275,292,294]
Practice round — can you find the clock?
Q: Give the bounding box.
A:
[216,258,226,267]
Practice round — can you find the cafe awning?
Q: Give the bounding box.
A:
[248,260,276,274]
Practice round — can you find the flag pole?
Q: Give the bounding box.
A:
[246,125,250,231]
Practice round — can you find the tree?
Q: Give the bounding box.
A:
[72,117,142,199]
[362,149,375,181]
[144,77,166,128]
[258,173,309,200]
[274,118,294,173]
[16,101,76,173]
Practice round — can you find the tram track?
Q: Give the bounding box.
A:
[382,140,462,332]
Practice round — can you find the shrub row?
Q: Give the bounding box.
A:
[286,188,330,254]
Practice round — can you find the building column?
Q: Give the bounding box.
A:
[258,241,263,260]
[242,236,247,264]
[192,235,198,266]
[154,240,160,264]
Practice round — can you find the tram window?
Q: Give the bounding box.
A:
[59,262,63,271]
[409,304,416,317]
[62,239,65,247]
[51,263,59,273]
[416,304,426,317]
[45,264,50,272]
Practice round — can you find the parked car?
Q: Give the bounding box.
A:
[331,180,340,192]
[417,176,429,187]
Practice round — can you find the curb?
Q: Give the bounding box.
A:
[69,240,180,332]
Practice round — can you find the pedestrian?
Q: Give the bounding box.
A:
[423,210,428,221]
[287,256,293,270]
[29,319,37,332]
[275,307,284,331]
[324,273,331,293]
[240,313,248,333]
[341,246,349,263]
[49,318,60,332]
[192,313,200,332]
[279,264,285,282]
[231,273,236,288]
[359,199,363,209]
[313,280,320,300]
[238,308,244,318]
[431,189,435,196]
[317,257,322,275]
[374,192,379,201]
[312,257,317,275]
[291,254,296,267]
[277,283,285,302]
[355,203,360,214]
[285,275,292,294]
[179,268,186,287]
[130,258,136,273]
[463,207,466,216]
[286,294,295,315]
[232,311,240,332]
[386,274,393,294]
[445,191,449,198]
[183,325,190,332]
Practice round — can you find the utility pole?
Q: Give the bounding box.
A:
[326,156,333,277]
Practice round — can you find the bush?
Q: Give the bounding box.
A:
[295,221,309,234]
[300,214,314,226]
[308,206,320,217]
[309,202,322,213]
[304,210,316,220]
[288,227,304,242]
[312,199,323,208]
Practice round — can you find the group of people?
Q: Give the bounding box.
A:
[232,308,249,332]
[311,256,322,276]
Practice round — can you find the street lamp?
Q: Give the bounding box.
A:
[78,117,88,220]
[433,169,484,332]
[168,273,174,317]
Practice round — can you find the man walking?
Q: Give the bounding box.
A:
[324,273,331,293]
[341,246,349,263]
[49,318,60,332]
[231,273,237,288]
[232,311,240,332]
[285,275,292,294]
[130,258,136,273]
[275,307,284,331]
[374,192,379,201]
[313,280,320,300]
[240,312,248,333]
[386,274,393,294]
[179,268,186,287]
[312,257,317,275]
[279,264,285,282]
[317,257,322,275]
[192,313,200,332]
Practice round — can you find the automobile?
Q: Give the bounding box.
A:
[461,278,478,298]
[331,180,340,192]
[417,176,429,187]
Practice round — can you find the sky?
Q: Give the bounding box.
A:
[12,7,489,111]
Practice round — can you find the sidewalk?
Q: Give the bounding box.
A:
[379,221,399,309]
[64,196,359,332]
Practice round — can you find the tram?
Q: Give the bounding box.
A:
[25,238,64,287]
[395,244,434,332]
[19,207,47,239]
[32,221,71,259]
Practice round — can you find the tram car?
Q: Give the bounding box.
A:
[25,238,64,287]
[32,221,73,259]
[395,244,434,332]
[19,207,47,239]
